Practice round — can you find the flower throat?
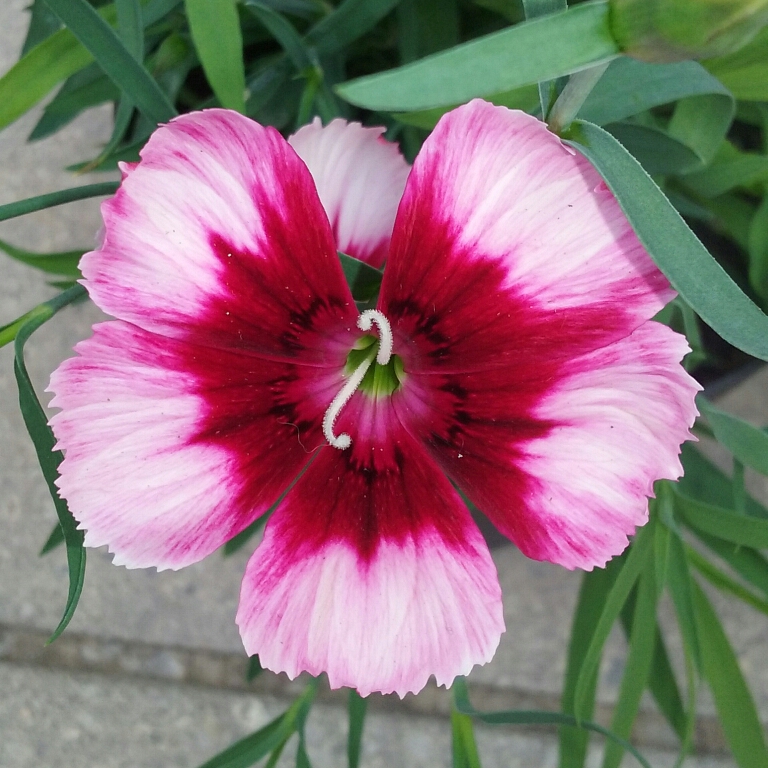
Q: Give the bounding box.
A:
[322,310,403,450]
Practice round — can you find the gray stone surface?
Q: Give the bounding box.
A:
[0,1,765,765]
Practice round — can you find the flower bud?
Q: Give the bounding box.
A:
[610,0,768,62]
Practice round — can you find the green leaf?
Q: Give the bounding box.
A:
[243,2,311,70]
[337,1,619,112]
[579,58,732,128]
[0,238,82,277]
[197,683,317,768]
[687,545,768,616]
[44,0,177,125]
[40,521,66,555]
[116,0,144,60]
[246,654,263,681]
[640,625,687,740]
[567,121,768,362]
[185,0,246,112]
[393,84,539,130]
[679,443,768,519]
[692,580,768,768]
[305,0,404,57]
[666,526,702,672]
[705,26,768,101]
[398,0,459,64]
[748,195,768,300]
[667,94,734,168]
[347,690,367,768]
[683,151,768,198]
[0,182,119,222]
[694,531,768,599]
[453,678,652,768]
[698,397,768,477]
[574,523,653,721]
[22,0,62,54]
[521,0,568,116]
[602,560,657,768]
[675,488,768,548]
[607,123,704,175]
[559,559,623,768]
[13,285,89,643]
[338,252,383,303]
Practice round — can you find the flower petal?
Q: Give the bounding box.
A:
[380,100,673,363]
[289,118,409,268]
[405,321,699,570]
[83,109,357,358]
[47,320,351,570]
[236,401,504,696]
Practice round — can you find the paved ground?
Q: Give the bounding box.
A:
[1,2,765,765]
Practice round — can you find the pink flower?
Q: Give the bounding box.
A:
[48,100,699,697]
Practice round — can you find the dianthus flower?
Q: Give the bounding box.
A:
[48,100,699,697]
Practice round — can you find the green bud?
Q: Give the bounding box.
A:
[609,0,768,62]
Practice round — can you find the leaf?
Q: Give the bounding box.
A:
[452,678,652,768]
[687,545,768,616]
[674,488,768,548]
[667,94,734,168]
[521,0,568,116]
[559,557,624,768]
[336,1,619,112]
[678,443,768,519]
[347,690,367,768]
[666,528,702,672]
[607,123,703,175]
[22,0,62,54]
[567,121,768,362]
[246,654,263,682]
[698,397,768,477]
[683,151,768,198]
[44,0,177,125]
[0,238,82,277]
[40,521,66,555]
[305,0,404,57]
[197,683,317,768]
[13,285,89,643]
[338,252,383,303]
[185,0,246,112]
[694,530,768,599]
[748,195,768,300]
[243,1,311,70]
[0,182,119,222]
[692,580,768,768]
[116,0,144,60]
[578,57,732,128]
[602,560,657,768]
[705,25,768,101]
[573,522,653,721]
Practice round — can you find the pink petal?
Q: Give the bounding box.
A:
[409,321,700,570]
[47,321,351,570]
[236,401,503,696]
[83,109,357,358]
[289,118,410,268]
[381,100,673,358]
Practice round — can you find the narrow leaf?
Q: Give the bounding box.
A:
[0,182,119,222]
[693,581,768,768]
[453,678,651,768]
[666,528,702,672]
[13,285,89,643]
[40,521,66,555]
[698,397,768,477]
[451,707,483,768]
[567,121,768,362]
[243,1,311,70]
[559,557,624,768]
[44,0,177,125]
[674,489,768,548]
[336,1,618,112]
[185,0,246,112]
[574,523,653,721]
[602,561,658,768]
[694,530,768,599]
[338,252,383,303]
[0,238,82,277]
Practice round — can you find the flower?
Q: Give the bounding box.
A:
[48,100,700,697]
